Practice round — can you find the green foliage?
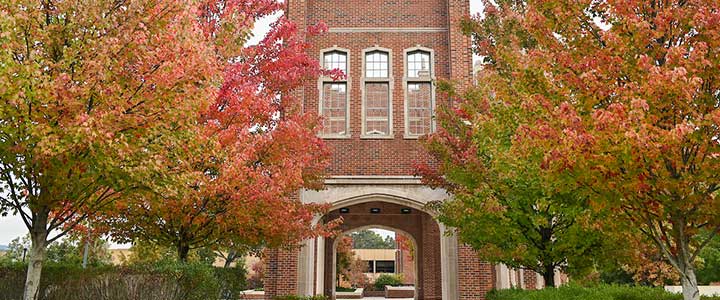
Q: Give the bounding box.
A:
[350,230,395,249]
[273,296,328,300]
[485,284,720,300]
[335,286,356,292]
[0,261,247,300]
[697,232,720,285]
[0,235,111,266]
[374,274,403,290]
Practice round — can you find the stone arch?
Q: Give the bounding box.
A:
[321,198,443,300]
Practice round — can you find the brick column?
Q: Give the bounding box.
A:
[522,269,539,290]
[447,0,473,92]
[264,248,300,299]
[457,245,495,300]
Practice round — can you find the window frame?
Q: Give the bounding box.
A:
[403,46,436,139]
[361,46,394,139]
[318,46,351,139]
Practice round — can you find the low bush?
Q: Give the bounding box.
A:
[335,286,356,292]
[373,274,403,290]
[0,261,246,300]
[486,284,720,300]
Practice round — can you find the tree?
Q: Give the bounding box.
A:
[335,236,368,288]
[419,82,611,286]
[0,234,110,266]
[349,230,396,249]
[95,2,338,262]
[450,0,720,299]
[0,1,217,299]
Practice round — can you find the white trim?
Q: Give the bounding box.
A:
[318,46,351,139]
[403,46,436,139]
[329,27,447,33]
[361,46,394,139]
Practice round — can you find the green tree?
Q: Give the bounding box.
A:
[349,230,395,249]
[420,83,611,286]
[438,0,720,298]
[0,234,110,266]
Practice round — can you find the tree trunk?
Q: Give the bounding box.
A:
[223,250,237,268]
[178,243,190,263]
[542,265,556,288]
[23,224,48,300]
[680,265,700,300]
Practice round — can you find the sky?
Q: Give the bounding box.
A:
[0,0,484,247]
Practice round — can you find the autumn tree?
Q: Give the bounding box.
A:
[444,0,720,299]
[96,2,337,262]
[419,84,611,287]
[0,1,219,299]
[335,236,368,288]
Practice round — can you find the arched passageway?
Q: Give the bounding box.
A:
[322,201,442,300]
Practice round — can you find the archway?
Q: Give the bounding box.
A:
[322,200,442,300]
[332,226,419,299]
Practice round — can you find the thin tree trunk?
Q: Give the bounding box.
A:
[542,265,556,288]
[223,250,237,268]
[680,265,700,300]
[178,243,190,263]
[23,222,48,300]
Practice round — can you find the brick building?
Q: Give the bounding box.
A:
[263,1,557,299]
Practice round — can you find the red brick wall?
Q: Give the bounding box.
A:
[306,0,448,28]
[264,248,300,299]
[457,245,495,300]
[523,269,539,290]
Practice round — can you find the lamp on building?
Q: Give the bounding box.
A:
[370,208,381,214]
[339,208,350,214]
[400,208,412,214]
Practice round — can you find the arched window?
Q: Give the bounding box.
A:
[362,48,393,138]
[319,48,350,138]
[404,48,435,137]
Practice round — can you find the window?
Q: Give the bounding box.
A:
[362,48,393,137]
[365,260,375,273]
[323,51,347,75]
[407,83,432,135]
[319,48,350,138]
[374,260,395,273]
[365,51,389,78]
[407,51,431,78]
[365,83,390,135]
[321,83,347,135]
[404,48,434,137]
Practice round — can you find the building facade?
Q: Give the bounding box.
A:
[263,1,553,299]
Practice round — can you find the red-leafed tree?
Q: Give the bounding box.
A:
[0,0,338,299]
[0,1,218,299]
[432,0,720,299]
[96,2,340,261]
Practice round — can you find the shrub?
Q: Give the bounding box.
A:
[374,274,403,290]
[486,284,720,300]
[0,261,246,300]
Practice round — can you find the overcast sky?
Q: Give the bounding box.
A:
[0,0,484,247]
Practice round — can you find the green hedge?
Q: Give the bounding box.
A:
[374,274,403,290]
[0,261,246,300]
[487,284,720,300]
